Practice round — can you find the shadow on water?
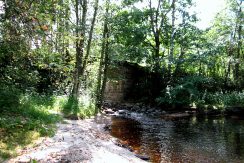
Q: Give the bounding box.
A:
[110,114,244,163]
[110,117,142,151]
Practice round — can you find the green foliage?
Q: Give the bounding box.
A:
[62,95,96,119]
[62,97,79,116]
[0,86,21,113]
[162,78,244,108]
[156,84,195,106]
[122,0,142,6]
[0,93,62,159]
[0,2,243,161]
[112,8,149,62]
[0,39,40,90]
[222,92,244,106]
[202,92,244,107]
[156,75,215,107]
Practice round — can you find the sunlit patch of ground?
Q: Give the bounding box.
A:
[7,118,146,163]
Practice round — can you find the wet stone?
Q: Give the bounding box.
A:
[104,109,115,114]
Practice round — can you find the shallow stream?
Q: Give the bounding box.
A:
[109,113,244,163]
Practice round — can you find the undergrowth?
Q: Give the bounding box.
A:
[0,93,62,160]
[156,76,244,110]
[0,89,96,160]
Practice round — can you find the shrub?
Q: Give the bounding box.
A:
[0,86,21,113]
[222,92,244,106]
[156,75,211,107]
[195,91,244,109]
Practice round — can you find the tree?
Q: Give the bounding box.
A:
[71,0,88,99]
[96,0,110,112]
[232,0,243,83]
[168,0,176,76]
[81,0,99,76]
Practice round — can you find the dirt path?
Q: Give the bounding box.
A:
[7,117,146,163]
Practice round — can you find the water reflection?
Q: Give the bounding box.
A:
[110,115,244,163]
[110,117,142,151]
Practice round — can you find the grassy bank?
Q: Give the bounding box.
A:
[0,94,63,159]
[0,90,96,160]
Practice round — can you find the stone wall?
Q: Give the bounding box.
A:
[104,62,161,103]
[103,62,134,103]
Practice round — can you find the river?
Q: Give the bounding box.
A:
[109,112,244,163]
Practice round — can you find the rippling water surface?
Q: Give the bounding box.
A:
[110,113,244,163]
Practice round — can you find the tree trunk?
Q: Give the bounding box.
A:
[197,48,202,75]
[148,0,162,72]
[81,0,99,76]
[154,31,160,72]
[95,0,110,113]
[100,31,110,106]
[173,10,186,78]
[225,44,232,87]
[168,0,176,77]
[234,2,242,83]
[174,46,184,77]
[71,0,87,99]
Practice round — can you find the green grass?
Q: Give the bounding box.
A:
[0,85,97,160]
[62,95,96,119]
[0,94,63,159]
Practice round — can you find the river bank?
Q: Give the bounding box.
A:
[6,117,146,163]
[102,102,244,118]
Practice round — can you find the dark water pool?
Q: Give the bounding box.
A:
[110,113,244,163]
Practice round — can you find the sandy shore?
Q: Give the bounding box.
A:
[7,116,145,163]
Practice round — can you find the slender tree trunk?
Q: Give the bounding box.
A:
[173,10,186,78]
[154,31,160,71]
[101,32,109,105]
[63,2,70,61]
[71,0,87,99]
[149,0,162,72]
[234,2,242,83]
[55,14,59,52]
[197,48,202,75]
[81,0,99,76]
[57,0,66,55]
[96,0,109,113]
[168,0,176,77]
[234,24,242,81]
[174,46,184,77]
[225,60,231,86]
[225,45,233,86]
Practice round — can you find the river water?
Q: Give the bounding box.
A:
[109,113,244,163]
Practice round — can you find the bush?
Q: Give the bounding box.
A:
[155,75,236,108]
[156,83,198,106]
[0,86,21,113]
[195,91,244,109]
[221,92,244,106]
[156,75,210,107]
